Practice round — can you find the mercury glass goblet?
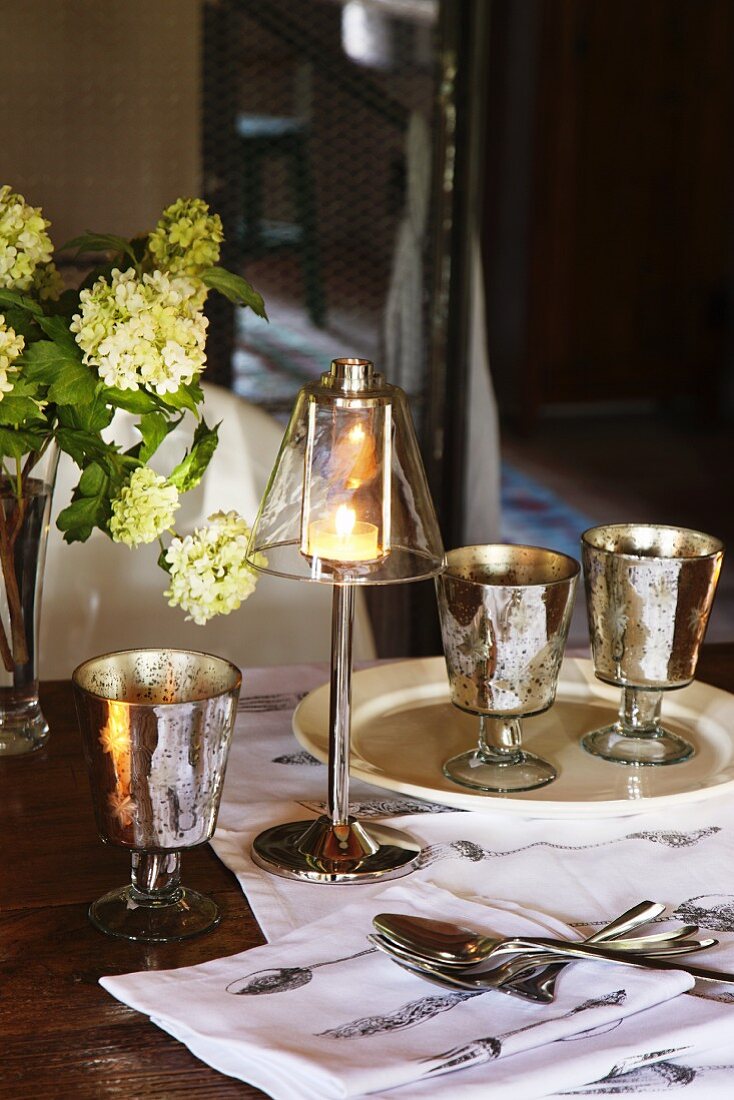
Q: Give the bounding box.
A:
[436,544,579,792]
[73,648,241,942]
[581,523,724,766]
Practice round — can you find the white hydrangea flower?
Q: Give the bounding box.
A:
[147,197,223,277]
[0,314,25,400]
[32,260,64,301]
[109,467,180,547]
[164,510,262,624]
[70,267,208,394]
[0,185,54,291]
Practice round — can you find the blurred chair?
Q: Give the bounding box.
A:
[236,58,326,327]
[41,384,376,678]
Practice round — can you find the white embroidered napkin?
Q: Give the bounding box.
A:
[101,881,710,1100]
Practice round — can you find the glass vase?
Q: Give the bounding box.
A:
[0,442,59,756]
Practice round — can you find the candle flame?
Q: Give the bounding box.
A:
[335,504,356,538]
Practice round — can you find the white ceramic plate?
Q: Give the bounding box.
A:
[292,656,734,817]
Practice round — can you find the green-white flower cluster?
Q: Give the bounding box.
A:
[0,314,24,399]
[70,267,208,395]
[0,183,266,636]
[147,197,224,277]
[164,510,262,625]
[109,467,180,547]
[0,185,58,293]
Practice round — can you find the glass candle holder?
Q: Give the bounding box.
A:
[581,523,724,765]
[437,544,579,792]
[73,648,241,942]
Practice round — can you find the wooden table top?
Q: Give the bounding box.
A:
[2,645,733,1098]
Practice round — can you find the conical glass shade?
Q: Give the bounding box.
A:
[246,359,444,585]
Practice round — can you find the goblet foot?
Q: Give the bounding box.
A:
[443,748,557,793]
[89,883,220,943]
[581,723,694,766]
[251,816,422,884]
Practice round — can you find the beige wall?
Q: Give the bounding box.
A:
[0,0,201,245]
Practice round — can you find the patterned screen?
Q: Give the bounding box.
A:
[203,0,439,416]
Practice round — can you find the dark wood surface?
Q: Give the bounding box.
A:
[2,645,733,1098]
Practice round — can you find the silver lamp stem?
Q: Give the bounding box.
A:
[328,584,355,826]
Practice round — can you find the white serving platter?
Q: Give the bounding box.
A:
[292,656,734,818]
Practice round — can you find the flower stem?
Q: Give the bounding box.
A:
[0,489,29,669]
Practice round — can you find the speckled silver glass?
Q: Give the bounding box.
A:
[582,524,724,766]
[73,649,241,942]
[436,545,579,792]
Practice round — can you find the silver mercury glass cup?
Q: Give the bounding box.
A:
[436,544,579,792]
[73,648,241,942]
[581,524,724,766]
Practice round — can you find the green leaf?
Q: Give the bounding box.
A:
[61,232,137,265]
[169,419,219,492]
[20,340,96,405]
[57,390,114,434]
[201,267,268,318]
[46,288,80,318]
[0,426,48,460]
[0,395,46,426]
[77,461,109,497]
[49,362,97,406]
[22,339,80,379]
[138,411,172,462]
[35,313,80,351]
[57,494,110,543]
[159,383,200,416]
[103,385,158,414]
[1,306,40,341]
[56,426,112,468]
[0,289,43,317]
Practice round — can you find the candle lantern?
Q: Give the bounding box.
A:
[246,358,444,882]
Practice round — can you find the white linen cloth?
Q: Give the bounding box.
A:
[103,662,734,1096]
[102,880,723,1100]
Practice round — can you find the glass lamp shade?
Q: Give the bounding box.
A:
[246,358,444,584]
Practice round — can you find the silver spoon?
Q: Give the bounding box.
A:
[372,907,695,967]
[370,929,715,968]
[379,941,734,991]
[374,928,708,969]
[370,940,598,1001]
[500,900,669,1000]
[370,914,719,969]
[376,900,665,1002]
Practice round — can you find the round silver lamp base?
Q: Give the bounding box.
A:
[251,815,422,884]
[581,724,695,766]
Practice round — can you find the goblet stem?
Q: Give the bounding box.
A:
[130,851,182,904]
[478,714,523,760]
[443,711,556,792]
[619,686,662,736]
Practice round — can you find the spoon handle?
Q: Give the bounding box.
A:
[587,899,666,940]
[511,938,734,984]
[503,900,666,1000]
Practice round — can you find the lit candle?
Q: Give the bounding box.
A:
[308,504,380,563]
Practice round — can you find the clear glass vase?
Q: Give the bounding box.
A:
[0,442,59,756]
